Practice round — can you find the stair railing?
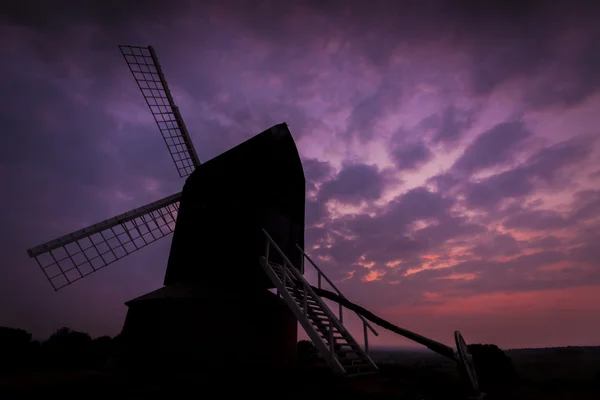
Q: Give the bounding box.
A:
[297,244,379,354]
[262,229,378,371]
[261,229,346,373]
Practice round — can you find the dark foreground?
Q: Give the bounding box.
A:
[1,348,600,399]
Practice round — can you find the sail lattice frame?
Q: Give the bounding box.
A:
[27,193,181,290]
[119,45,200,177]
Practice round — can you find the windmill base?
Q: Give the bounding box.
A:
[118,282,297,372]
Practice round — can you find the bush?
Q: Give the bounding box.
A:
[0,327,37,371]
[41,327,93,368]
[467,343,520,389]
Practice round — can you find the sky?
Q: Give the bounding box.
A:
[1,0,600,350]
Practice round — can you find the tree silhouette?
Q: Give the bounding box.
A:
[0,326,36,371]
[90,336,113,367]
[42,327,93,367]
[467,343,520,390]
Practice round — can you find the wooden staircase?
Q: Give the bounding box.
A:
[259,229,378,376]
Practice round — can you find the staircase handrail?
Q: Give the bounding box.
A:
[261,229,375,366]
[296,244,379,337]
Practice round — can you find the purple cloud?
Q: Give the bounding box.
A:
[389,138,433,171]
[420,106,477,146]
[319,163,388,205]
[452,121,531,175]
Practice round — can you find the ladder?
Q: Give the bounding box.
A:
[259,229,378,376]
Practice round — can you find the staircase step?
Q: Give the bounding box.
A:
[338,358,373,368]
[333,343,353,349]
[343,363,378,370]
[317,327,343,335]
[344,365,379,377]
[262,248,378,377]
[293,301,321,310]
[313,324,338,334]
[334,351,360,360]
[315,328,340,337]
[309,316,330,325]
[310,317,335,328]
[299,304,325,314]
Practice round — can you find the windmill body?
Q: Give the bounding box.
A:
[164,123,305,289]
[121,124,304,369]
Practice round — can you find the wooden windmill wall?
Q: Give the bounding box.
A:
[164,123,306,290]
[120,124,304,370]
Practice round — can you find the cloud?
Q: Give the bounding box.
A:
[389,137,433,172]
[420,105,477,146]
[503,209,571,231]
[501,189,600,232]
[319,163,389,205]
[345,77,404,142]
[452,121,532,175]
[314,186,486,275]
[302,157,335,193]
[462,168,535,209]
[458,134,595,209]
[469,232,521,258]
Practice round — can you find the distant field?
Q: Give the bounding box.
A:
[506,346,600,382]
[1,346,599,399]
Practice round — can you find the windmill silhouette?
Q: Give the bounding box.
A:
[26,45,381,376]
[26,47,484,393]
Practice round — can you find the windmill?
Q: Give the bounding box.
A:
[26,46,484,393]
[25,45,380,376]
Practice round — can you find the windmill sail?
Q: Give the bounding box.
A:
[27,192,182,291]
[119,45,200,177]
